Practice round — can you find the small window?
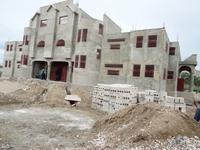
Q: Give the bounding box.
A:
[77,30,81,42]
[19,48,22,52]
[10,45,13,51]
[133,64,141,77]
[40,19,47,27]
[56,40,65,47]
[96,49,101,59]
[105,64,123,68]
[169,47,176,55]
[82,29,88,42]
[75,55,79,68]
[148,35,157,47]
[136,36,143,48]
[110,44,120,50]
[59,16,68,24]
[25,35,29,45]
[107,70,119,76]
[80,55,86,68]
[5,60,8,67]
[6,45,9,51]
[37,41,45,48]
[167,71,174,79]
[99,24,104,35]
[23,55,28,65]
[145,65,154,77]
[9,61,11,68]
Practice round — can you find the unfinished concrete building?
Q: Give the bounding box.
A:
[2,0,198,98]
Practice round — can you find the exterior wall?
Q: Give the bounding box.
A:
[72,11,103,86]
[2,0,185,94]
[13,42,23,78]
[100,28,170,92]
[167,42,181,96]
[2,41,18,77]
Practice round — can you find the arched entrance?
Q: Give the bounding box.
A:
[178,66,192,91]
[32,61,48,80]
[50,62,68,82]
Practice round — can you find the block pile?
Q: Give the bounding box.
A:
[92,84,186,113]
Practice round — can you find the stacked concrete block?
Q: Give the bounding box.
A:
[92,84,138,113]
[144,90,160,103]
[162,96,186,113]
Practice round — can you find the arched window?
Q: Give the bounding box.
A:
[56,39,65,47]
[37,41,45,48]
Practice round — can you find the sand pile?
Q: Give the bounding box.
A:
[90,103,200,149]
[44,83,67,105]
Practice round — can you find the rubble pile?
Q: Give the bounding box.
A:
[89,103,200,149]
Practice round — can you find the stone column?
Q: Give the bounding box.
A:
[67,62,72,82]
[190,73,194,92]
[47,62,51,81]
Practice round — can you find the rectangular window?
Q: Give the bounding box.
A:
[110,44,120,50]
[107,70,119,75]
[107,38,125,42]
[75,55,79,68]
[145,65,154,77]
[169,47,176,55]
[5,60,8,67]
[19,48,22,52]
[10,45,13,51]
[167,71,174,79]
[105,64,123,68]
[77,30,81,42]
[80,55,86,68]
[23,55,28,65]
[9,61,11,68]
[96,49,101,59]
[133,64,141,77]
[99,24,104,35]
[6,45,9,51]
[25,35,29,45]
[136,36,143,48]
[40,19,47,27]
[148,35,157,47]
[59,15,68,24]
[82,29,88,42]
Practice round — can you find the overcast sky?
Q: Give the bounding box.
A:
[0,0,199,69]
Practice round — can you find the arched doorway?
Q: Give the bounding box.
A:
[50,62,68,82]
[178,66,192,91]
[32,61,48,80]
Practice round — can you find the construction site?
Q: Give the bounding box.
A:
[0,78,200,150]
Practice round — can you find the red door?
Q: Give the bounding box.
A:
[61,66,67,82]
[177,78,184,91]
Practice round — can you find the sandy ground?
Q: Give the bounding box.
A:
[0,104,99,150]
[0,80,24,94]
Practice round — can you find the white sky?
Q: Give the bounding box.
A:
[0,0,199,69]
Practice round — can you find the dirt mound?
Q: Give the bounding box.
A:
[44,83,67,105]
[91,103,200,149]
[71,85,93,108]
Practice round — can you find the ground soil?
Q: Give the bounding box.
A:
[0,79,200,149]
